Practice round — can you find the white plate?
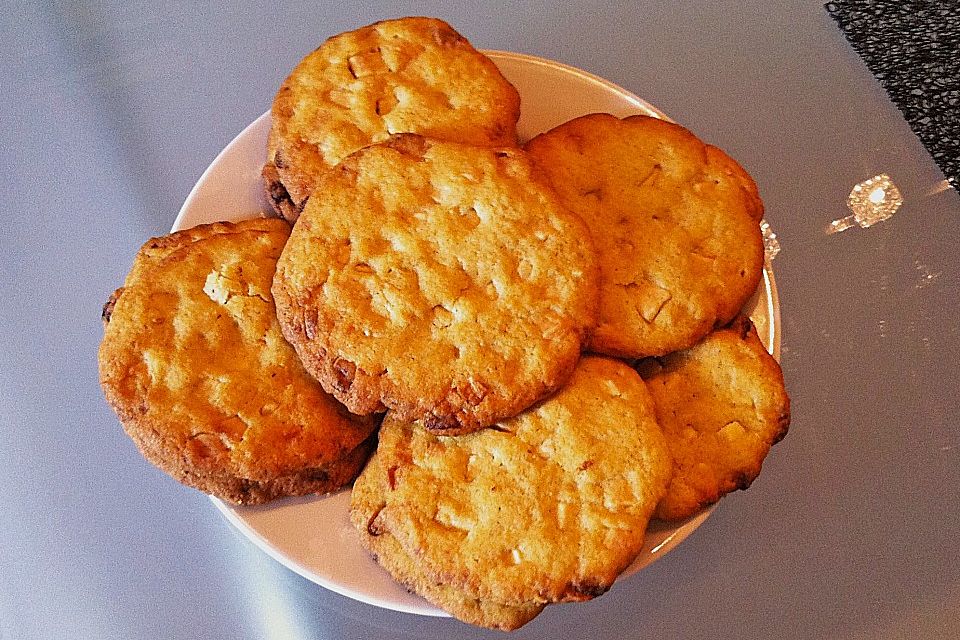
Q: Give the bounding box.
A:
[175,51,780,617]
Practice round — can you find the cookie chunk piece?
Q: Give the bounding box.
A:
[273,135,599,435]
[525,113,765,358]
[352,450,544,631]
[265,17,520,220]
[98,219,379,504]
[638,317,790,520]
[350,357,672,613]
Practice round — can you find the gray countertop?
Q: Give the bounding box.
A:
[3,2,958,639]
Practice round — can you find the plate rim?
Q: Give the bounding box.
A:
[172,112,271,232]
[483,49,669,121]
[174,50,782,618]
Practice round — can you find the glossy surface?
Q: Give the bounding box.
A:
[3,2,958,638]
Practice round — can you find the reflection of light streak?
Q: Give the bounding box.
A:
[760,219,780,261]
[649,529,681,555]
[220,527,307,640]
[925,179,954,196]
[826,174,903,235]
[247,566,305,640]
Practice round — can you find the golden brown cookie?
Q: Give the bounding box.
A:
[350,356,672,608]
[273,135,599,435]
[638,317,790,521]
[352,450,545,630]
[525,113,765,358]
[264,17,520,221]
[98,218,379,504]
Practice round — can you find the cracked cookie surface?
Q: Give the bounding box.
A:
[638,317,790,520]
[525,113,765,358]
[98,218,378,504]
[273,135,599,435]
[350,357,672,608]
[264,16,520,221]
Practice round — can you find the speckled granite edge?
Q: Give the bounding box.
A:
[825,1,959,189]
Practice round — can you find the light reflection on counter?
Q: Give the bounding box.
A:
[827,173,903,234]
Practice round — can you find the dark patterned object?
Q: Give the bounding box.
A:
[825,1,959,189]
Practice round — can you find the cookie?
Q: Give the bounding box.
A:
[264,17,520,221]
[352,450,544,630]
[525,113,765,358]
[273,135,599,435]
[638,317,790,520]
[98,218,379,504]
[350,356,672,607]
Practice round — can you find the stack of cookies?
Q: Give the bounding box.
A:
[98,17,789,631]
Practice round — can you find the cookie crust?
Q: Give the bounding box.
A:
[639,317,790,520]
[273,135,599,435]
[351,357,672,606]
[265,16,520,220]
[98,219,379,504]
[351,449,545,630]
[526,113,765,358]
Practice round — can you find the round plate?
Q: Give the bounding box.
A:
[174,51,780,617]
